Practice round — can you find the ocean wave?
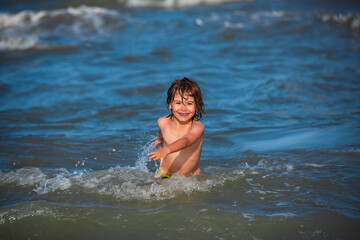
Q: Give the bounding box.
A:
[250,10,295,20]
[123,0,240,8]
[320,13,360,34]
[0,5,124,51]
[0,36,75,51]
[0,5,119,30]
[0,37,46,51]
[0,166,245,201]
[207,10,299,33]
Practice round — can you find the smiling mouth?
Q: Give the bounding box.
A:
[178,112,190,117]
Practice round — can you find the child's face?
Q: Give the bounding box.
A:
[170,91,196,124]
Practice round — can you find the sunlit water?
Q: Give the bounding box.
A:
[1,0,360,239]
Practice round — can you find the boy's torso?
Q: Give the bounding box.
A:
[160,117,204,176]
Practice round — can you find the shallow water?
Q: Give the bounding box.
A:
[1,0,360,239]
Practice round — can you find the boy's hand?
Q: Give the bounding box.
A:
[152,138,163,148]
[148,147,170,161]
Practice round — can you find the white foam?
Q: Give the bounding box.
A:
[262,11,287,18]
[276,201,287,206]
[0,6,118,30]
[321,13,360,33]
[124,0,239,8]
[304,163,326,168]
[0,168,73,194]
[250,10,293,22]
[0,167,47,186]
[285,164,294,171]
[0,37,49,51]
[0,211,9,224]
[242,213,255,220]
[0,5,122,51]
[0,203,58,224]
[106,169,243,201]
[224,21,244,29]
[0,166,245,201]
[0,11,46,29]
[330,147,360,154]
[34,171,72,195]
[268,212,296,218]
[241,211,296,220]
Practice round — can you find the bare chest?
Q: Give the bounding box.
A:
[162,126,190,145]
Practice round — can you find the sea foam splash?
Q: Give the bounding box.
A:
[135,136,157,172]
[0,166,245,201]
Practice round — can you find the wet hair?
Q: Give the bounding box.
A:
[166,77,205,120]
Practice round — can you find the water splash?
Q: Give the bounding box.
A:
[0,166,246,201]
[135,136,157,172]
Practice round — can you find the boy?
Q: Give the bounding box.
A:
[148,77,205,180]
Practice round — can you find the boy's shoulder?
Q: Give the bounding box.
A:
[157,116,170,127]
[192,119,205,131]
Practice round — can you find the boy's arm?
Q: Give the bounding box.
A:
[152,118,165,148]
[148,122,204,161]
[153,128,164,148]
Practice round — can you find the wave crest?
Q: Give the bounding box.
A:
[0,37,46,51]
[321,13,360,34]
[0,6,119,29]
[124,0,239,8]
[0,166,245,201]
[0,5,123,51]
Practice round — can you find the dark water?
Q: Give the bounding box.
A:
[1,0,360,239]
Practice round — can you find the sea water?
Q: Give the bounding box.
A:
[1,0,360,239]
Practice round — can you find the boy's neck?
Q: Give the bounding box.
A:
[171,117,193,128]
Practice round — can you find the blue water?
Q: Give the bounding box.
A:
[1,0,360,239]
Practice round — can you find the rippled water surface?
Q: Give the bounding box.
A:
[1,0,360,239]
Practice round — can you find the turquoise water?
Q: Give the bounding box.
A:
[1,0,360,239]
